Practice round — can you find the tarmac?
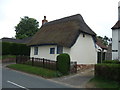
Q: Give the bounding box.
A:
[2,62,94,88]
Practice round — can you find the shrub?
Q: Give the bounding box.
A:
[95,64,120,81]
[102,60,120,64]
[2,42,30,56]
[2,42,11,55]
[56,53,70,75]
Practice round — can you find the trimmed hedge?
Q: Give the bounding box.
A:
[95,64,120,81]
[56,53,70,75]
[2,42,30,56]
[102,60,120,64]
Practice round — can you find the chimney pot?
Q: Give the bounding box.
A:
[42,16,48,25]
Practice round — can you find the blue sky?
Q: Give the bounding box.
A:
[0,0,120,38]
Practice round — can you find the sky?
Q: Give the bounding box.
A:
[0,0,120,39]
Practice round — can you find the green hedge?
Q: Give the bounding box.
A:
[95,64,120,81]
[56,53,70,75]
[2,42,30,56]
[102,60,120,64]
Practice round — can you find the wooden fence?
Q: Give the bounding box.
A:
[16,56,77,73]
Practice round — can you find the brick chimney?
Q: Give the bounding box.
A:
[42,16,48,25]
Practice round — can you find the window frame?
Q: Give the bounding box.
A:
[57,45,63,54]
[34,47,38,55]
[50,48,55,54]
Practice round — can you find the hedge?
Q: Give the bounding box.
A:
[95,64,120,81]
[56,53,70,75]
[102,60,120,64]
[2,42,30,56]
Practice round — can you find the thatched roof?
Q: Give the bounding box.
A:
[28,14,96,48]
[111,20,120,30]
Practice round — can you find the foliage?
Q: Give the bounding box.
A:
[15,16,39,39]
[97,36,112,46]
[102,60,120,64]
[2,55,16,60]
[7,64,62,78]
[2,42,30,55]
[95,64,120,81]
[88,77,119,88]
[56,53,70,75]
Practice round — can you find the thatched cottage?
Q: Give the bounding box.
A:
[28,14,97,64]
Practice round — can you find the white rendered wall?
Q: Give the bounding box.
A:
[30,45,58,61]
[118,30,120,60]
[70,33,97,64]
[112,30,119,60]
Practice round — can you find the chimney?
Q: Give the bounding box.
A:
[118,1,120,20]
[42,16,48,25]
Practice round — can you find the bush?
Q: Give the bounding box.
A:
[2,42,30,56]
[56,53,70,75]
[95,64,120,81]
[2,42,11,55]
[102,60,120,64]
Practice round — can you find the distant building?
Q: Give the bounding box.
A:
[1,37,31,44]
[111,1,120,60]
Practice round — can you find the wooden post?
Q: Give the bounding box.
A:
[16,55,18,64]
[32,57,34,66]
[43,58,44,68]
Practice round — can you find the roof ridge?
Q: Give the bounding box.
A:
[42,14,83,26]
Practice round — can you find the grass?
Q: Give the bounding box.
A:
[7,64,62,78]
[0,56,2,60]
[88,77,120,89]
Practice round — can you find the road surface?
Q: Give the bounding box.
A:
[2,67,79,89]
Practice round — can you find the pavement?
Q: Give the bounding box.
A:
[49,68,94,88]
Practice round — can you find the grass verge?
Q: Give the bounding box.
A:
[7,64,62,78]
[87,77,119,89]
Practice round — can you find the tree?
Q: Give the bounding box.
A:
[97,36,111,46]
[15,16,39,39]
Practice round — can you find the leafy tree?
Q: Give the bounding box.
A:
[97,36,111,46]
[15,16,39,39]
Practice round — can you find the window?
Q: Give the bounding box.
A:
[112,50,118,52]
[34,47,38,55]
[57,46,63,54]
[50,48,55,54]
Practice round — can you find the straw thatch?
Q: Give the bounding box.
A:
[112,20,120,30]
[28,14,96,48]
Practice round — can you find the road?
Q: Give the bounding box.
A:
[2,67,79,89]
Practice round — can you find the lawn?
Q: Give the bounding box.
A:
[7,64,62,78]
[87,77,120,89]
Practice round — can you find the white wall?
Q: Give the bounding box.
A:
[112,30,118,60]
[70,33,97,64]
[30,45,58,61]
[30,33,97,64]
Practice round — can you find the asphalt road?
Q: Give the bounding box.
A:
[2,67,78,89]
